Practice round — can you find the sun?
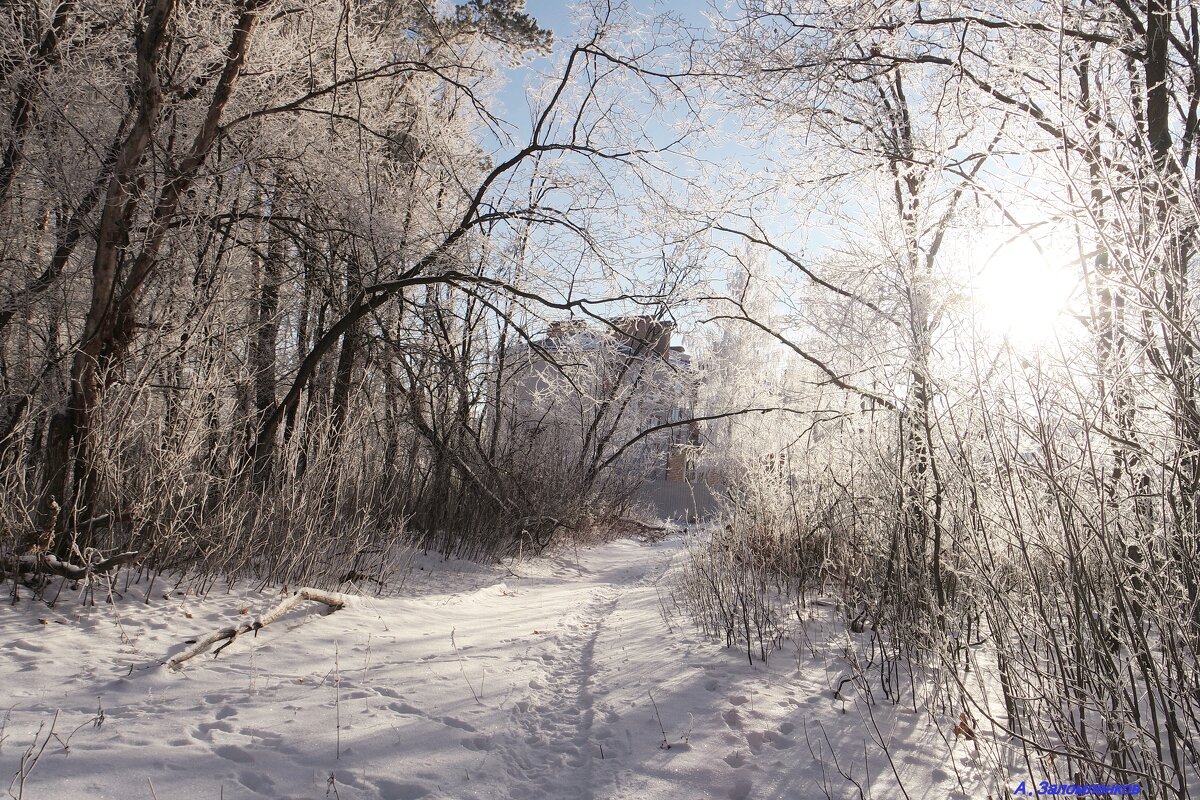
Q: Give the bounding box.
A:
[970,238,1077,347]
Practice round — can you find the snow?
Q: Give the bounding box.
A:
[1,535,991,799]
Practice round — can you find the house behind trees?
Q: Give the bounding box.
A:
[501,316,712,519]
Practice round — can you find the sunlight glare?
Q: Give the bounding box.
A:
[971,239,1076,347]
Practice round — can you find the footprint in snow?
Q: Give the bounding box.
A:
[373,779,431,800]
[238,770,274,794]
[214,744,254,763]
[196,719,234,738]
[440,715,475,731]
[242,726,285,747]
[766,729,795,749]
[460,735,493,751]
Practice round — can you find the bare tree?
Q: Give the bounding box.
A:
[0,0,709,578]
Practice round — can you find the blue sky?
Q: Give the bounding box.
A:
[479,1,802,340]
[493,1,717,135]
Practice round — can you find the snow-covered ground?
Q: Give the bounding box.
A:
[1,535,993,799]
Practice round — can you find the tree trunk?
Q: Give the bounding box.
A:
[43,0,176,541]
[251,179,285,482]
[38,0,264,544]
[329,255,363,451]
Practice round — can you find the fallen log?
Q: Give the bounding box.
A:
[10,550,139,580]
[165,587,347,670]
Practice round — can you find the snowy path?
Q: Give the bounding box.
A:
[0,536,985,799]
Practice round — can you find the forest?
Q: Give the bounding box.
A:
[2,0,1199,797]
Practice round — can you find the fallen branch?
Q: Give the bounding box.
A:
[613,517,675,542]
[166,587,347,670]
[9,550,139,580]
[619,518,673,534]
